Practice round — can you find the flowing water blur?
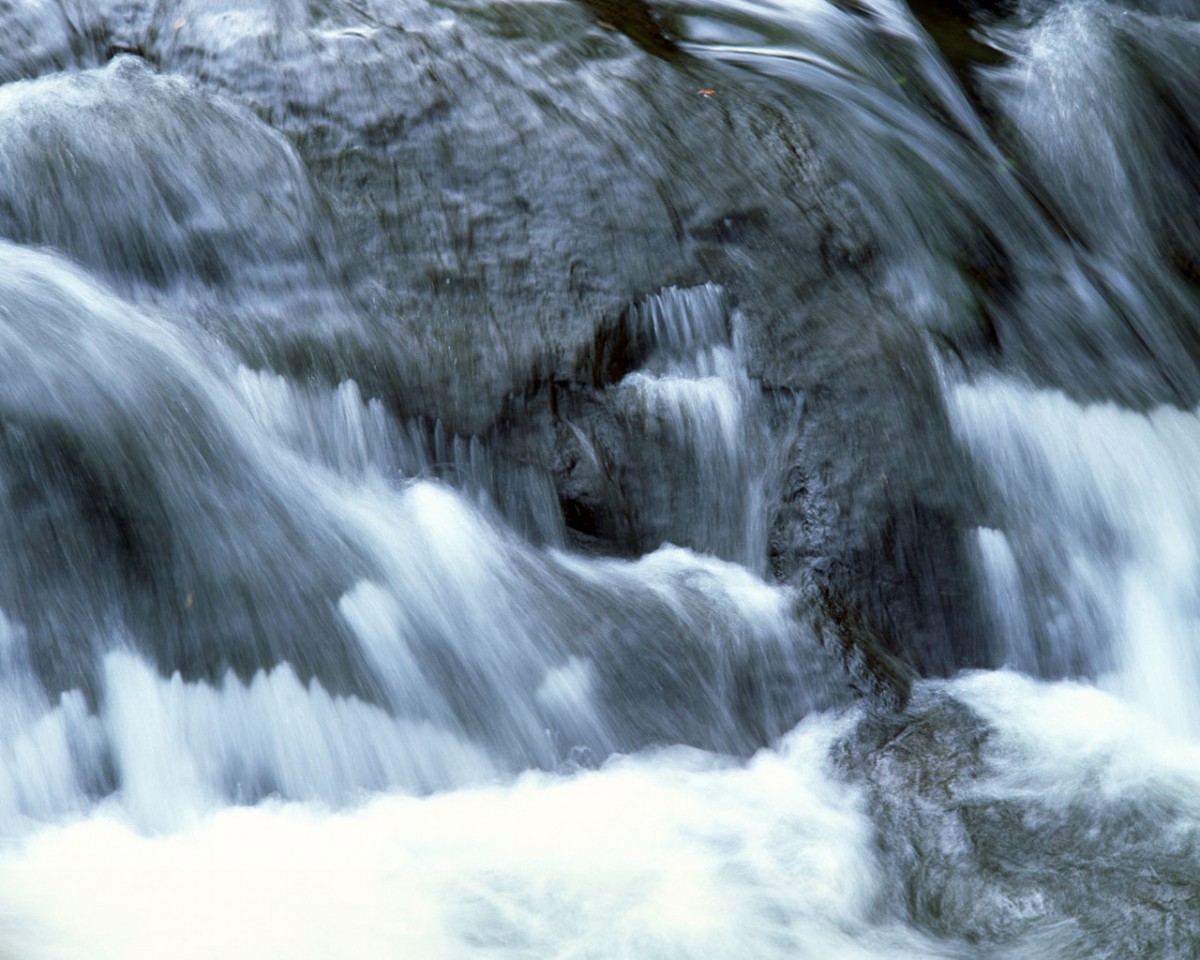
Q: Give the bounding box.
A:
[1,0,1199,956]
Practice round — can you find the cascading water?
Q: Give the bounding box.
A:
[614,283,773,569]
[0,246,844,832]
[951,378,1200,733]
[1,0,1199,957]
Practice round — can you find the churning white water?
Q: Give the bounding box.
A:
[951,377,1200,735]
[2,670,1198,960]
[0,711,876,960]
[2,0,1200,955]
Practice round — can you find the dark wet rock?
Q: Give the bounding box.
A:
[905,0,1011,84]
[0,56,340,304]
[751,274,990,680]
[122,0,869,433]
[0,0,995,699]
[835,689,1200,955]
[575,0,679,58]
[0,243,373,701]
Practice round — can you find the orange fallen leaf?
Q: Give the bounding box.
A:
[697,89,715,97]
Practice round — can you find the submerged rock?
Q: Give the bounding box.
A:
[835,686,1200,955]
[0,56,338,301]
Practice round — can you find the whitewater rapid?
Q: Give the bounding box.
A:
[2,670,1197,960]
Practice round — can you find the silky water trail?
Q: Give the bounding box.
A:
[1,0,1200,957]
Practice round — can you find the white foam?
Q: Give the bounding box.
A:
[946,670,1200,807]
[0,712,949,960]
[0,611,104,831]
[951,377,1200,734]
[99,649,496,832]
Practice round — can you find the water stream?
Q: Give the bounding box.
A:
[0,0,1198,956]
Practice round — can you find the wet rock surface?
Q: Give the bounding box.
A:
[836,687,1200,956]
[0,0,999,698]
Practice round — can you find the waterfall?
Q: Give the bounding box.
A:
[615,283,773,570]
[951,377,1200,734]
[1,0,1199,956]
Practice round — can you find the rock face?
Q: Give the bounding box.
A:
[0,0,1001,699]
[835,687,1200,956]
[0,57,337,299]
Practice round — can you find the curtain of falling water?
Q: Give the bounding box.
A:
[0,1,1198,958]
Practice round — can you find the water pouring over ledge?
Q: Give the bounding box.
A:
[0,0,1199,956]
[0,247,847,830]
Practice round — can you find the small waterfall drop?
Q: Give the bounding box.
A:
[951,376,1200,734]
[1,0,1199,956]
[614,283,776,571]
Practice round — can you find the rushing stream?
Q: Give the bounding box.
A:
[1,0,1199,957]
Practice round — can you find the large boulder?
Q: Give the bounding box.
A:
[0,56,339,302]
[0,0,999,699]
[835,684,1200,955]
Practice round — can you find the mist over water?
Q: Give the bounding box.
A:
[1,0,1199,956]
